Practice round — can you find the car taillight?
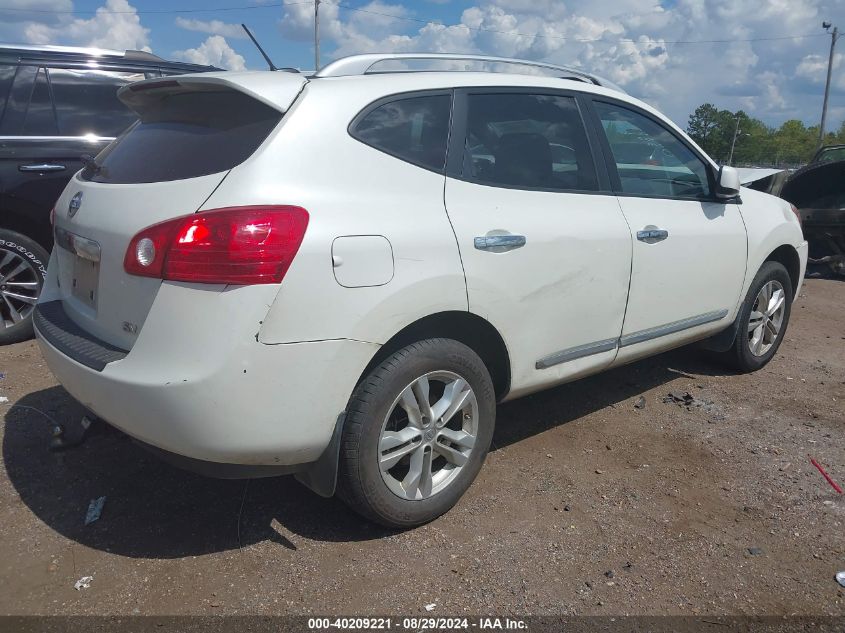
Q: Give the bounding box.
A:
[789,203,802,226]
[124,206,309,285]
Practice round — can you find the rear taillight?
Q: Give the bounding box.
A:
[124,206,309,285]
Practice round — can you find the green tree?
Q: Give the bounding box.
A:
[772,120,816,164]
[685,102,844,166]
[686,103,721,155]
[731,114,771,165]
[836,120,845,144]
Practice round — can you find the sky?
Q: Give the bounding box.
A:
[1,0,843,130]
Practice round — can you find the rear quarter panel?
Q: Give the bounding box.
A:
[198,79,468,346]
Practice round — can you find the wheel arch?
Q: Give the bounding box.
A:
[764,244,801,295]
[0,210,53,251]
[702,243,800,354]
[357,311,512,400]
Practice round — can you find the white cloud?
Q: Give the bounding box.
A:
[4,0,840,128]
[21,0,151,52]
[175,17,247,40]
[278,0,843,127]
[173,35,247,71]
[796,51,844,90]
[0,0,71,28]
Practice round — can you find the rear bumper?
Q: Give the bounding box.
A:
[34,300,128,371]
[132,436,307,478]
[34,284,379,467]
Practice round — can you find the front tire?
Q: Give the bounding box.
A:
[0,229,49,345]
[723,261,793,372]
[337,339,496,528]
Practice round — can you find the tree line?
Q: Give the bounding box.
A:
[686,103,845,168]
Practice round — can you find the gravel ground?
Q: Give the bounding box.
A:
[0,275,843,617]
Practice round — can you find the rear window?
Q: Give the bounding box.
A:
[350,93,451,172]
[83,89,282,184]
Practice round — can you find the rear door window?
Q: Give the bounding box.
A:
[49,68,146,138]
[21,67,58,136]
[0,64,15,124]
[351,93,452,172]
[83,88,282,184]
[460,92,598,192]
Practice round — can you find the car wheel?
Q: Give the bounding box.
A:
[0,229,49,345]
[724,261,793,373]
[337,338,496,528]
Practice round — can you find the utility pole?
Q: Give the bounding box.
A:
[728,114,742,165]
[819,22,840,148]
[314,0,320,72]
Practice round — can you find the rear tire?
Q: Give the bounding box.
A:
[337,338,496,528]
[721,261,793,373]
[0,229,49,345]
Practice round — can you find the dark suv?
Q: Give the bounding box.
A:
[0,44,219,343]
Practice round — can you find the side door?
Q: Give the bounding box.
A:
[0,64,65,247]
[0,66,148,246]
[444,89,632,398]
[587,99,747,365]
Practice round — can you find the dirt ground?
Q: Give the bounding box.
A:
[0,275,843,618]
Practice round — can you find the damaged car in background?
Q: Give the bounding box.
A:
[743,147,845,276]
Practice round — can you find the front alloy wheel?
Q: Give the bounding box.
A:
[747,280,786,357]
[722,260,793,372]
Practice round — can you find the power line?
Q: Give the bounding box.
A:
[0,1,311,14]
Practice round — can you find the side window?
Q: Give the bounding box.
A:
[462,93,597,192]
[351,94,451,172]
[48,68,145,137]
[0,64,15,125]
[22,67,58,136]
[594,101,711,199]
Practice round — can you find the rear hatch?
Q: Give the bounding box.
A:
[48,72,305,350]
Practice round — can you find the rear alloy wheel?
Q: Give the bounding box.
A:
[337,339,496,528]
[378,371,479,501]
[724,261,793,372]
[0,229,49,345]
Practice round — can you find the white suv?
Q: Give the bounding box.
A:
[34,54,807,528]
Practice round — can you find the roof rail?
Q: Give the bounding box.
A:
[0,43,166,63]
[314,53,624,92]
[0,43,124,57]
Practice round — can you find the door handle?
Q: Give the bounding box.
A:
[474,234,526,251]
[636,228,669,243]
[19,163,66,172]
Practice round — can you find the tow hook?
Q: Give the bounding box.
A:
[49,414,100,452]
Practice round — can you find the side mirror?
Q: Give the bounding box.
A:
[715,165,741,199]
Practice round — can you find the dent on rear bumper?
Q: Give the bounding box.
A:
[37,332,377,465]
[35,281,379,466]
